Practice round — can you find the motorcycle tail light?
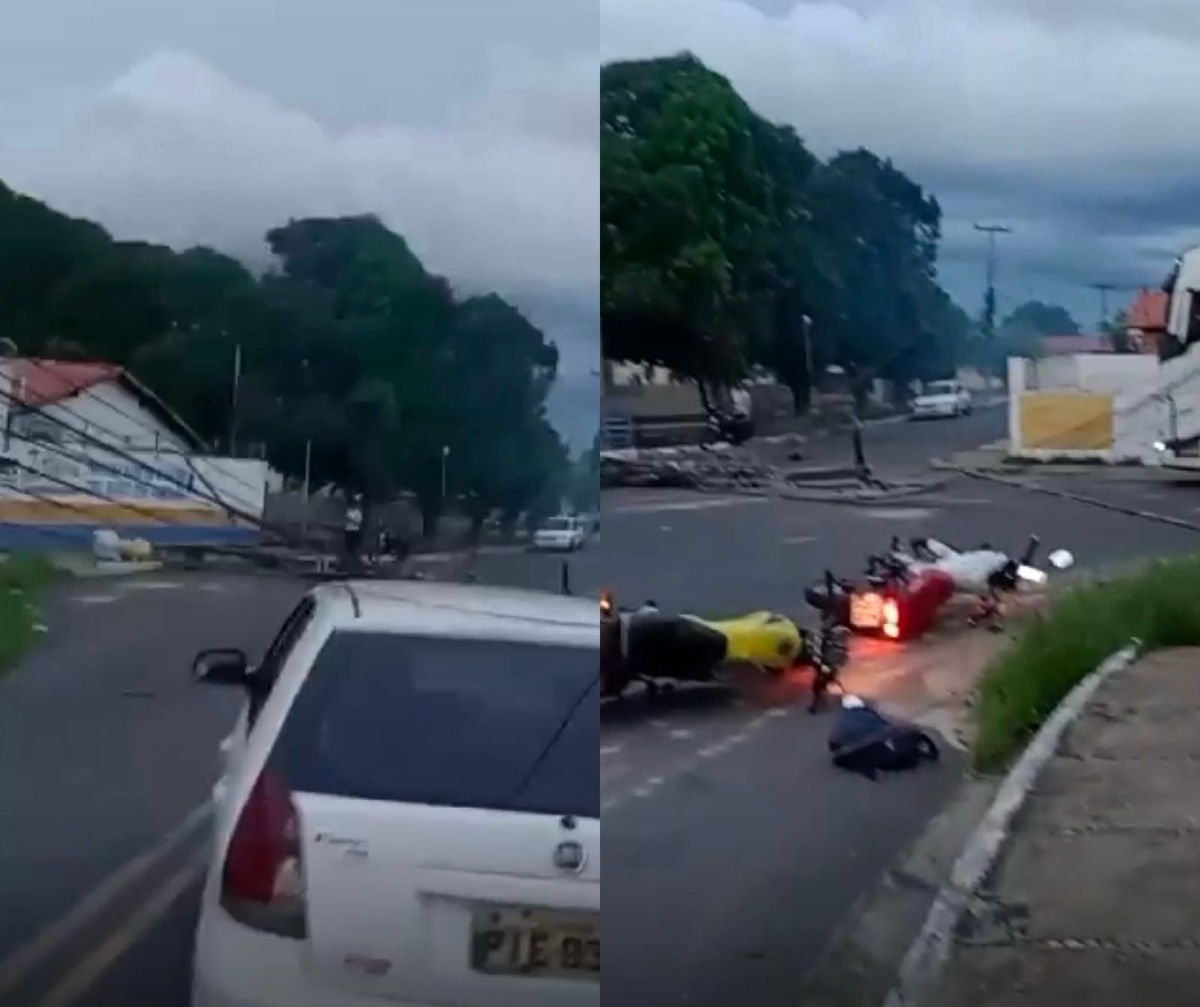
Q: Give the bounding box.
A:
[882,598,901,639]
[600,590,614,617]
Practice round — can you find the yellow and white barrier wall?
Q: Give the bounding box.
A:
[1007,354,1168,463]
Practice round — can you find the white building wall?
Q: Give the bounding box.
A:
[1009,351,1200,463]
[1023,356,1080,390]
[3,440,268,521]
[41,383,192,451]
[1075,354,1158,396]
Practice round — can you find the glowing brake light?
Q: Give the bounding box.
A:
[600,590,613,617]
[881,598,901,639]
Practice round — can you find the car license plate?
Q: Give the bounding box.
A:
[850,592,883,628]
[471,907,600,980]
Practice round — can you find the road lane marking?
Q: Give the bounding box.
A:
[602,708,794,811]
[781,535,816,545]
[859,507,936,520]
[34,856,205,1007]
[0,801,211,1000]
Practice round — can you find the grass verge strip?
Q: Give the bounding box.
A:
[0,553,61,674]
[973,555,1200,771]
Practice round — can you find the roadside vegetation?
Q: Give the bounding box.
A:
[973,555,1200,770]
[0,553,60,674]
[601,53,1090,406]
[0,182,599,536]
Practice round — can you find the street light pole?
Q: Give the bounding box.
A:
[974,223,1013,341]
[441,444,450,501]
[300,438,312,538]
[801,314,815,414]
[228,340,242,456]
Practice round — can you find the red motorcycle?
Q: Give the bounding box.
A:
[804,555,954,642]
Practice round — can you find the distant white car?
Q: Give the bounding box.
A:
[533,516,587,552]
[190,581,600,1007]
[910,380,972,419]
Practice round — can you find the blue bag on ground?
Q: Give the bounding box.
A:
[828,696,940,779]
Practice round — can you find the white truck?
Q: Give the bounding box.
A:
[1152,247,1200,469]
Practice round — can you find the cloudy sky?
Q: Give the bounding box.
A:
[602,0,1200,330]
[0,0,598,448]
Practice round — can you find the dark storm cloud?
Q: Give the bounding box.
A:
[0,0,599,444]
[602,0,1200,321]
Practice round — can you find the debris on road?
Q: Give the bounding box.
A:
[600,442,954,499]
[777,473,955,504]
[600,443,780,491]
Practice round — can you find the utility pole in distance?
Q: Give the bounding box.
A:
[1090,282,1116,330]
[974,223,1013,341]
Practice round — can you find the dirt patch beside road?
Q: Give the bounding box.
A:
[843,592,1051,750]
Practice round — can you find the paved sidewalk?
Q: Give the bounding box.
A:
[931,648,1200,1007]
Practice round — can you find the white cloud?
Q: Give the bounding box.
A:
[601,0,1200,317]
[0,48,598,309]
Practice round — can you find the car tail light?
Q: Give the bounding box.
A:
[882,598,901,640]
[220,768,308,939]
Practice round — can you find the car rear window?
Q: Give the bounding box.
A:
[925,381,956,395]
[269,631,599,819]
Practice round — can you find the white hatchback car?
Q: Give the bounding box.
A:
[190,580,600,1007]
[532,516,587,552]
[910,379,972,419]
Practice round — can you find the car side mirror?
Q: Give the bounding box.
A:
[192,648,250,686]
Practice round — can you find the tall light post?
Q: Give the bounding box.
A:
[974,223,1013,341]
[441,444,451,501]
[801,314,815,413]
[228,339,241,456]
[300,438,313,538]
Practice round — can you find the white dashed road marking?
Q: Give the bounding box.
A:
[601,707,797,813]
[781,535,817,545]
[859,507,936,521]
[73,595,117,606]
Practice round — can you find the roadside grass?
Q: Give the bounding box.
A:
[0,553,61,674]
[972,555,1200,772]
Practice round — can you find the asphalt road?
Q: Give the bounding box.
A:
[588,403,1200,1007]
[6,400,1199,1007]
[0,573,308,1007]
[766,403,1008,474]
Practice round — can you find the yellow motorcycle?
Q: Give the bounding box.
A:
[600,593,849,710]
[695,610,805,671]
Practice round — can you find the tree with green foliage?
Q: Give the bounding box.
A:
[1003,300,1080,337]
[0,185,574,538]
[600,53,971,409]
[601,53,780,390]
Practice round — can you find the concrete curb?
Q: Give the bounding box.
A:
[776,475,957,506]
[879,639,1143,1007]
[940,465,1200,533]
[931,457,1200,482]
